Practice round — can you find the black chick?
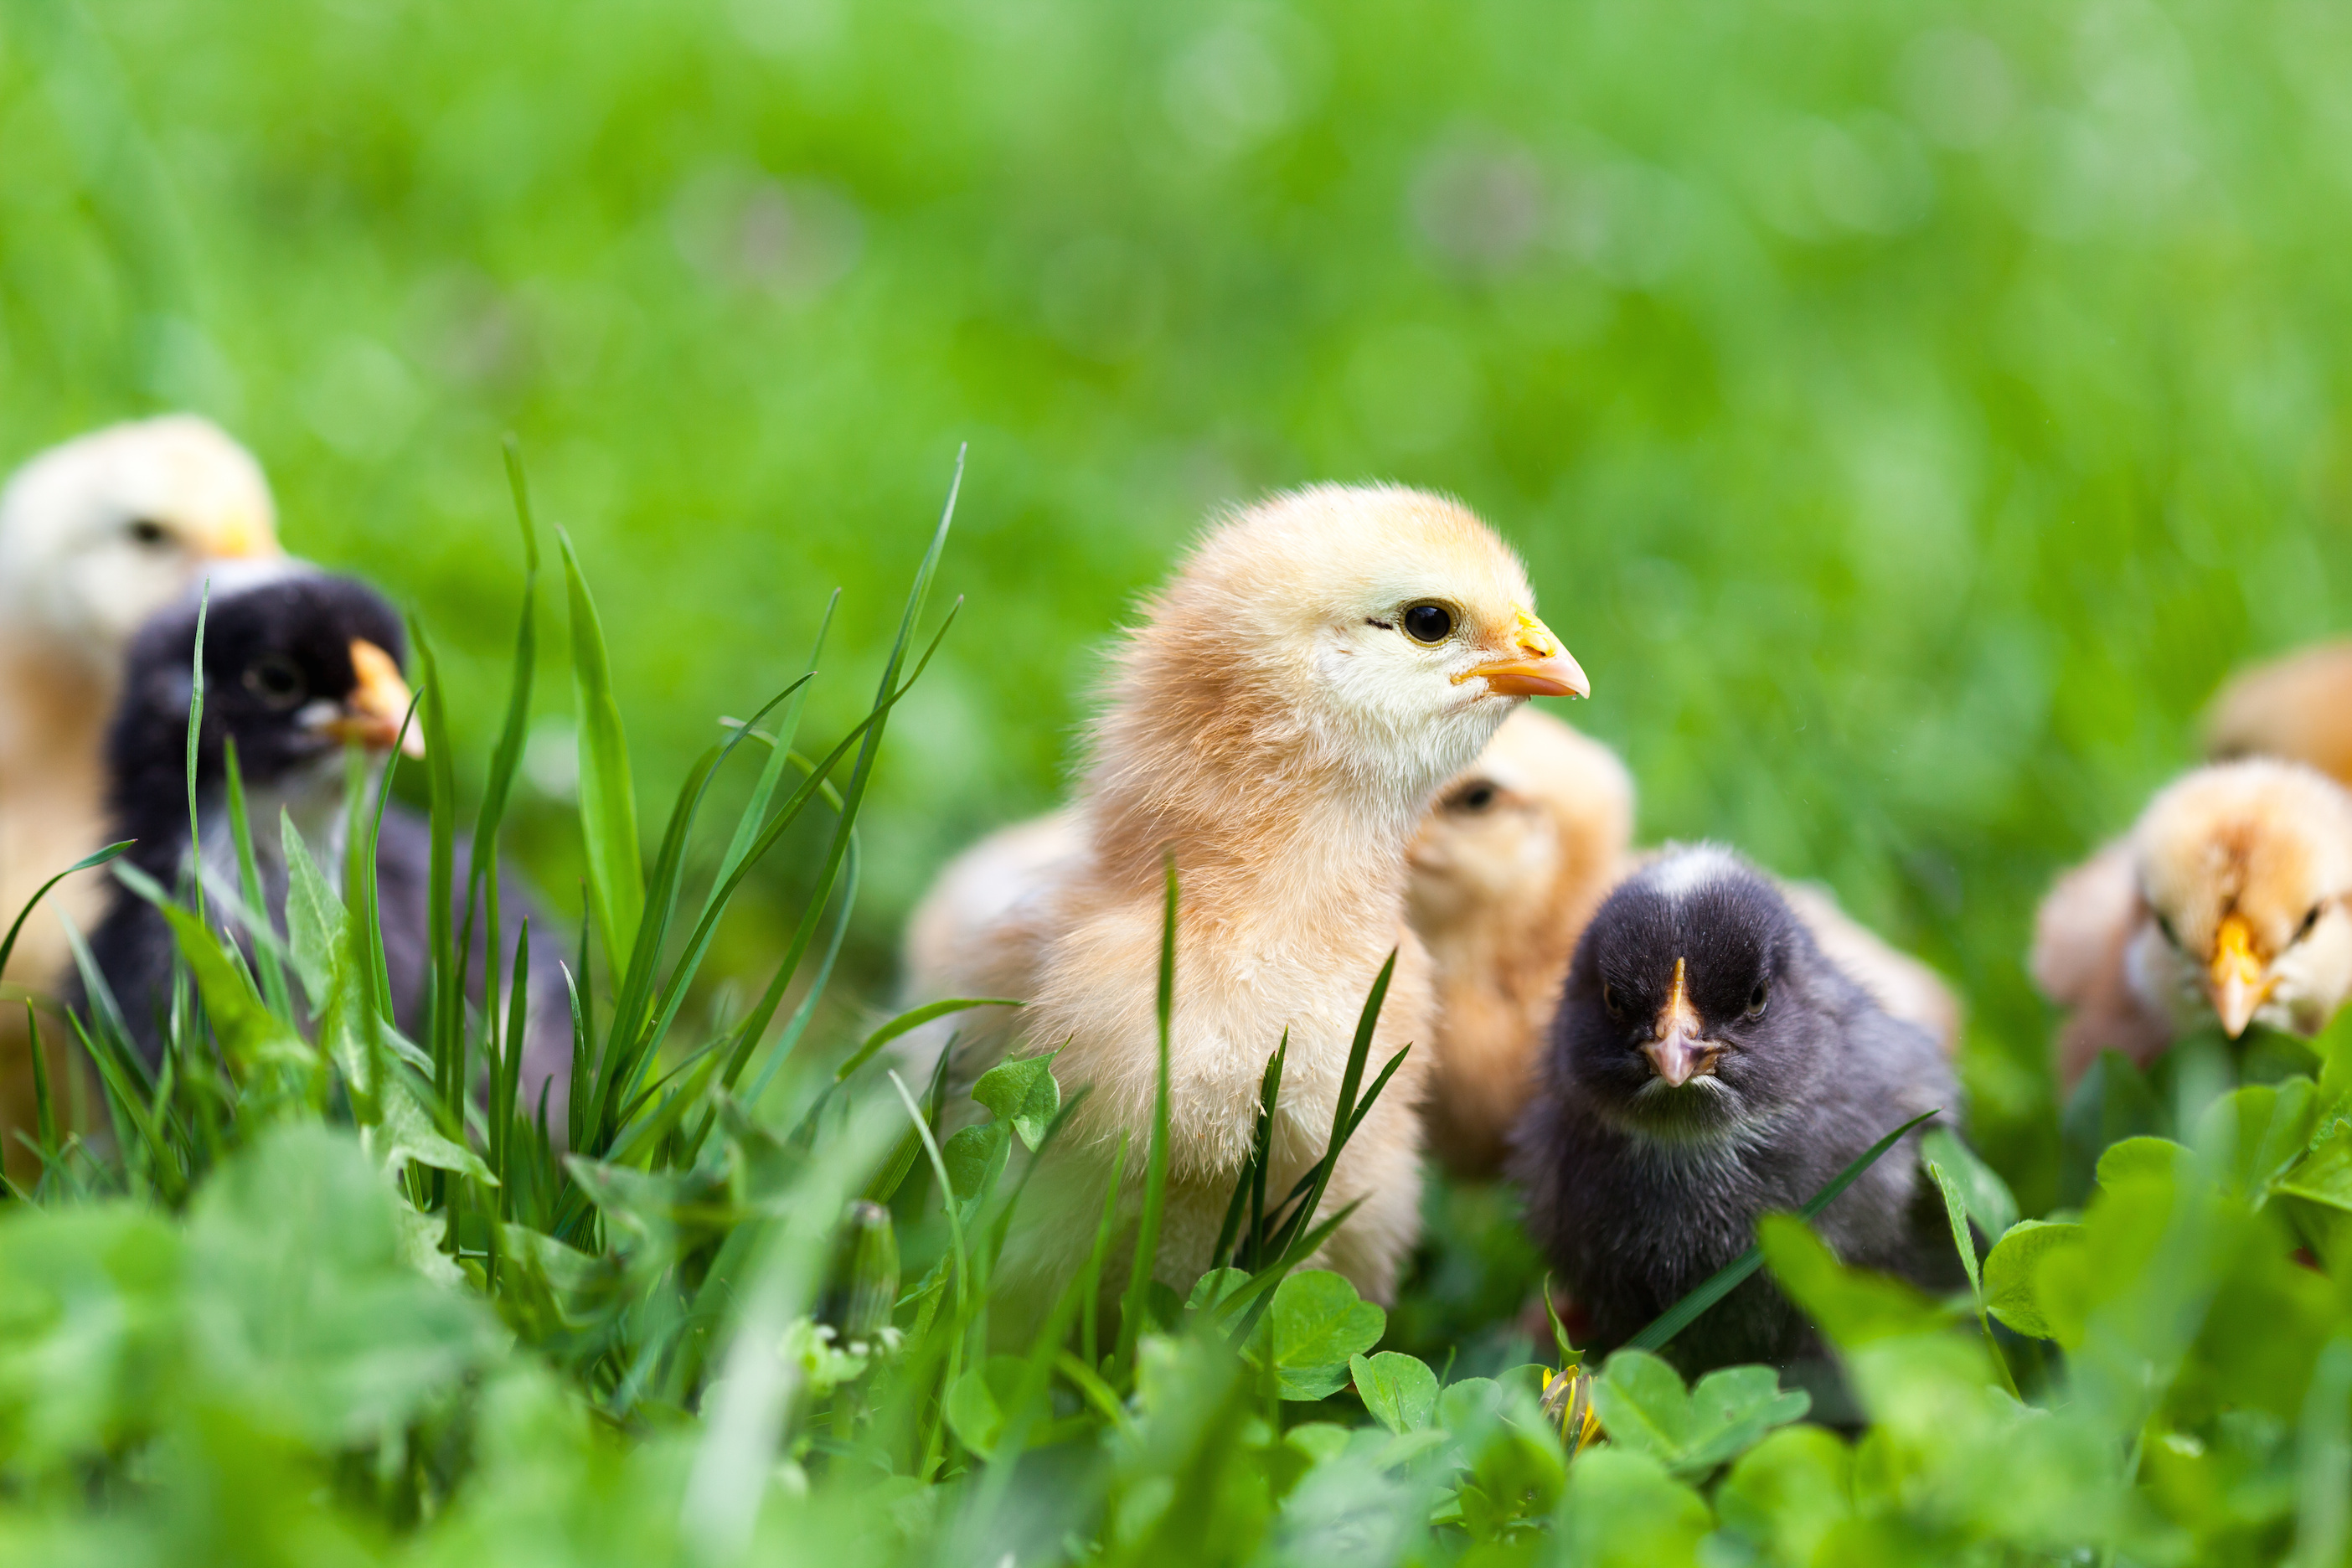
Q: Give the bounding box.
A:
[80,569,570,1127]
[1511,845,1958,1375]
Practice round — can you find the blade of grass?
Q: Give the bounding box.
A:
[183,581,209,925]
[1624,1108,1942,1354]
[1116,858,1179,1374]
[1215,1034,1283,1268]
[221,741,291,1023]
[408,617,461,1122]
[0,842,132,983]
[558,526,643,967]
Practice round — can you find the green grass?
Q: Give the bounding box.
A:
[8,0,2352,1558]
[1,490,2350,1565]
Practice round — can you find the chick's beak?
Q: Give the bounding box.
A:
[1642,957,1720,1087]
[2209,911,2272,1039]
[201,509,275,560]
[317,639,426,760]
[1456,608,1591,699]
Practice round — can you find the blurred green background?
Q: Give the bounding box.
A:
[7,0,2352,1208]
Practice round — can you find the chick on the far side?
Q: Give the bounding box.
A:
[1406,707,1963,1180]
[2033,759,2352,1088]
[79,571,574,1126]
[1513,846,1957,1375]
[899,485,1587,1323]
[2205,639,2352,786]
[0,416,284,1167]
[1405,707,1633,1176]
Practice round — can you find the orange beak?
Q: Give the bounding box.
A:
[1642,957,1721,1086]
[2208,912,2272,1039]
[1457,607,1591,699]
[318,638,425,760]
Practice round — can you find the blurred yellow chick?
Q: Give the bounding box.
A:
[2033,758,2352,1088]
[0,415,283,1158]
[899,484,1586,1319]
[1404,707,1962,1178]
[2205,639,2352,785]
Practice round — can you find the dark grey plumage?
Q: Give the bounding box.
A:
[78,570,572,1132]
[1510,845,1960,1375]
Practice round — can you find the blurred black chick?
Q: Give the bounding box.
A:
[1511,845,1958,1375]
[80,570,570,1127]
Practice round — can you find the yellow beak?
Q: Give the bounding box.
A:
[2209,911,2272,1039]
[1456,607,1591,699]
[1643,957,1720,1086]
[319,638,426,760]
[201,508,277,561]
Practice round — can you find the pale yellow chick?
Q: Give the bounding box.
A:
[2205,640,2352,786]
[900,485,1586,1320]
[0,416,282,1158]
[2033,759,2352,1088]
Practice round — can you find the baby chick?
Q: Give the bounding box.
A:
[1405,707,1635,1177]
[0,416,282,1163]
[80,572,571,1122]
[1513,846,1957,1373]
[907,485,1586,1319]
[1404,708,1962,1180]
[2205,639,2352,785]
[2033,759,2352,1087]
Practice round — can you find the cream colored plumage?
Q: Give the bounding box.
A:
[0,416,283,1158]
[900,485,1586,1319]
[2205,640,2352,786]
[2033,759,2352,1087]
[1402,707,1962,1178]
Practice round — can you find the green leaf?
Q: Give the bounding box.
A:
[1266,1270,1385,1401]
[1589,1349,1808,1478]
[558,528,643,963]
[941,1122,1008,1204]
[1924,1157,1982,1294]
[154,900,316,1087]
[1186,1268,1249,1316]
[185,1124,505,1447]
[2061,1050,2166,1204]
[2194,1079,2320,1199]
[0,1204,183,1473]
[1715,1425,1856,1567]
[1350,1351,1438,1434]
[943,1355,1027,1456]
[2097,1135,2191,1189]
[1555,1447,1712,1568]
[1981,1219,2086,1341]
[1919,1126,2017,1239]
[972,1047,1062,1152]
[2279,1131,2352,1213]
[280,811,345,1009]
[1757,1213,1948,1348]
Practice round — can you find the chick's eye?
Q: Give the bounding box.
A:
[1745,981,1769,1019]
[2301,903,2326,940]
[242,654,307,710]
[2155,914,2181,951]
[1601,982,1625,1020]
[1452,781,1498,812]
[126,518,170,549]
[1400,602,1455,644]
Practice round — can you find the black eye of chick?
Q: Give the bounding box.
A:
[2300,904,2325,940]
[1401,602,1455,644]
[2155,913,2181,950]
[126,518,171,548]
[1745,980,1769,1019]
[1601,982,1625,1020]
[242,654,308,711]
[1451,781,1498,812]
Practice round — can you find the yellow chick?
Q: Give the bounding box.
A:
[0,416,282,1158]
[2205,639,2352,785]
[903,485,1586,1318]
[1403,708,1963,1179]
[2033,759,2352,1088]
[1404,706,1633,1176]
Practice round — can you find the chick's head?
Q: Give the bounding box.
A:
[0,415,282,664]
[1113,485,1586,822]
[2128,759,2352,1039]
[114,572,420,793]
[1554,847,1822,1139]
[1407,706,1633,934]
